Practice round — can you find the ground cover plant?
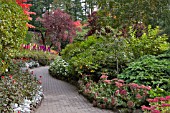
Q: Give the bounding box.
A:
[141,96,170,113]
[0,60,43,112]
[118,52,170,94]
[78,73,151,112]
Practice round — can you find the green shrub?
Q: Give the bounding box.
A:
[118,53,170,93]
[128,25,169,59]
[0,1,28,73]
[49,56,69,80]
[73,26,88,43]
[61,36,101,61]
[61,25,169,82]
[62,36,131,81]
[13,50,57,66]
[24,31,33,44]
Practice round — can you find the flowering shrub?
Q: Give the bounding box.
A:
[49,56,69,81]
[0,61,43,112]
[141,96,170,113]
[78,73,151,112]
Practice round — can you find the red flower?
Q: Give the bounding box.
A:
[115,82,123,88]
[39,76,42,78]
[9,75,13,79]
[104,80,111,84]
[147,99,153,102]
[129,83,139,89]
[136,93,142,99]
[161,103,170,107]
[127,101,134,108]
[147,98,159,103]
[120,90,127,95]
[151,110,161,113]
[141,105,152,111]
[145,86,151,90]
[1,76,4,79]
[100,75,108,79]
[153,98,159,102]
[12,80,16,84]
[159,97,166,101]
[117,79,124,83]
[166,95,170,100]
[103,98,108,102]
[115,90,119,96]
[111,96,116,105]
[86,82,91,88]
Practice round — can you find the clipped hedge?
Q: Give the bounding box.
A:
[13,50,57,66]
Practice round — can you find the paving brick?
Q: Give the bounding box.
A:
[32,66,115,113]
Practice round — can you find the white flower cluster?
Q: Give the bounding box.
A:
[25,61,39,68]
[12,86,43,113]
[49,56,69,77]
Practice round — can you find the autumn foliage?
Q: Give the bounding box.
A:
[16,0,36,28]
[37,8,80,51]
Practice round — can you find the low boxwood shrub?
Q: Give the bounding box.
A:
[13,50,57,66]
[117,52,170,93]
[49,56,69,81]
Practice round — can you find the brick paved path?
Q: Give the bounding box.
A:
[32,66,113,113]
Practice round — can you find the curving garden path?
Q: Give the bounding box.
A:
[32,66,114,113]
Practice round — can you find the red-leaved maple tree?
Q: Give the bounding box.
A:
[16,0,35,28]
[37,8,81,51]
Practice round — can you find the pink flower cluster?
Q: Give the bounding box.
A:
[129,83,151,90]
[142,95,170,113]
[147,96,170,103]
[100,74,108,80]
[21,44,51,53]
